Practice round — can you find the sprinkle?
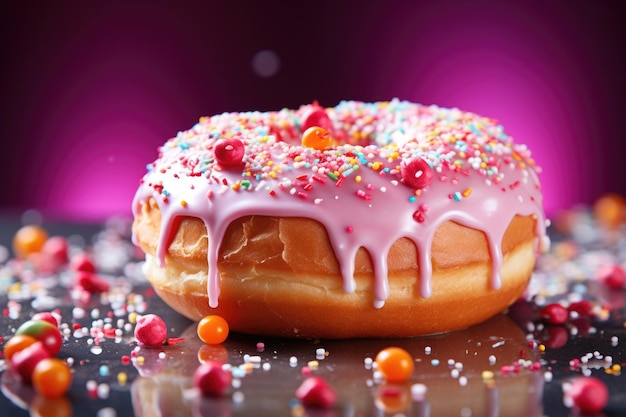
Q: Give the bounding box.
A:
[117,372,128,385]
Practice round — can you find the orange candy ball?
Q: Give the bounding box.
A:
[301,126,332,150]
[197,315,229,345]
[3,334,38,361]
[375,347,414,382]
[593,193,626,229]
[32,358,73,398]
[12,225,49,259]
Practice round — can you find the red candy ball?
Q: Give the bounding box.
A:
[214,138,245,167]
[596,264,626,290]
[31,312,59,328]
[70,253,96,272]
[401,158,433,190]
[539,303,569,325]
[193,360,232,397]
[565,376,609,414]
[134,314,167,347]
[295,376,337,409]
[301,104,333,133]
[15,320,63,356]
[41,236,69,266]
[75,271,110,293]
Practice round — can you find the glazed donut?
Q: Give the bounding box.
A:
[132,99,549,338]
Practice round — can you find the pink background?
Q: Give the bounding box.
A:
[1,1,624,221]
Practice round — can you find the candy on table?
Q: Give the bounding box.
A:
[32,358,73,398]
[539,303,569,325]
[593,192,626,229]
[374,347,415,383]
[197,315,229,345]
[564,376,609,414]
[15,319,63,356]
[12,225,49,259]
[295,375,337,409]
[134,314,168,347]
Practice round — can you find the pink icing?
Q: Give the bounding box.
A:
[132,100,549,309]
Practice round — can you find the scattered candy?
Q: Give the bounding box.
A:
[75,271,110,293]
[593,192,626,229]
[192,360,232,397]
[596,264,626,290]
[41,236,69,267]
[70,253,96,272]
[15,320,63,356]
[3,334,38,361]
[31,311,59,328]
[564,376,609,414]
[32,358,73,398]
[539,303,569,325]
[375,347,414,383]
[12,225,49,259]
[295,376,337,408]
[197,315,229,345]
[10,341,51,382]
[134,314,167,347]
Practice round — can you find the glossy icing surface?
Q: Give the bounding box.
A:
[132,99,549,308]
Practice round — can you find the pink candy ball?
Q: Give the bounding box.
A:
[134,314,167,347]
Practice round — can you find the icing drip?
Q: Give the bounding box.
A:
[132,99,549,309]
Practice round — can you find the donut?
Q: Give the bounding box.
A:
[131,99,550,338]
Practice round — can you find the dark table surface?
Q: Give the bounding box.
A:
[0,208,625,417]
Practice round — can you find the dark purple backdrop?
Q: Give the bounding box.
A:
[1,1,624,221]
